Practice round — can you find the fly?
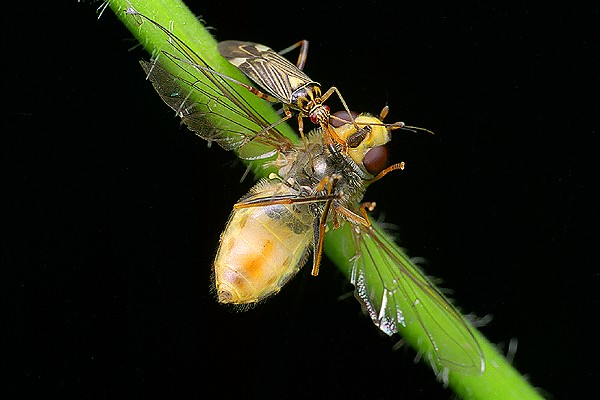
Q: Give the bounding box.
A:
[124,6,485,376]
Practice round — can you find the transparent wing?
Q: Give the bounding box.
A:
[349,221,485,375]
[130,10,295,160]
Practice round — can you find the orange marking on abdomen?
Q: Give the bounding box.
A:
[241,239,274,278]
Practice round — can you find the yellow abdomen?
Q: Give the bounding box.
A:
[214,181,313,304]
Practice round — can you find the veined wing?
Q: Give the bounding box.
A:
[349,221,485,375]
[218,40,316,103]
[128,9,295,160]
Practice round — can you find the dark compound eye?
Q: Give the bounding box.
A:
[329,110,358,128]
[363,145,390,175]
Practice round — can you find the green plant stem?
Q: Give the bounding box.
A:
[105,0,543,398]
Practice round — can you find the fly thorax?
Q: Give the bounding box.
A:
[310,155,329,181]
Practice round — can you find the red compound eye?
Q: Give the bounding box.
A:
[363,145,390,175]
[329,110,358,128]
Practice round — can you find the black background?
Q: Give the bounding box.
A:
[2,1,596,399]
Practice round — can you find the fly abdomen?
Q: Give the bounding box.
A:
[214,181,313,305]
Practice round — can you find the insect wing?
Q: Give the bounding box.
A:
[130,10,294,160]
[139,61,263,158]
[218,40,316,104]
[350,221,485,375]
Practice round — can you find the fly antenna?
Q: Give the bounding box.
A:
[379,105,434,134]
[403,125,435,135]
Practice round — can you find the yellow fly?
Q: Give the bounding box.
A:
[213,111,401,304]
[125,6,484,375]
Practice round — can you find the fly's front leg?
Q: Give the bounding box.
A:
[369,161,405,183]
[313,173,340,194]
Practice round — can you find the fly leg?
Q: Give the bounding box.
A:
[334,202,377,229]
[310,175,341,276]
[369,161,405,184]
[232,173,341,211]
[232,192,337,209]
